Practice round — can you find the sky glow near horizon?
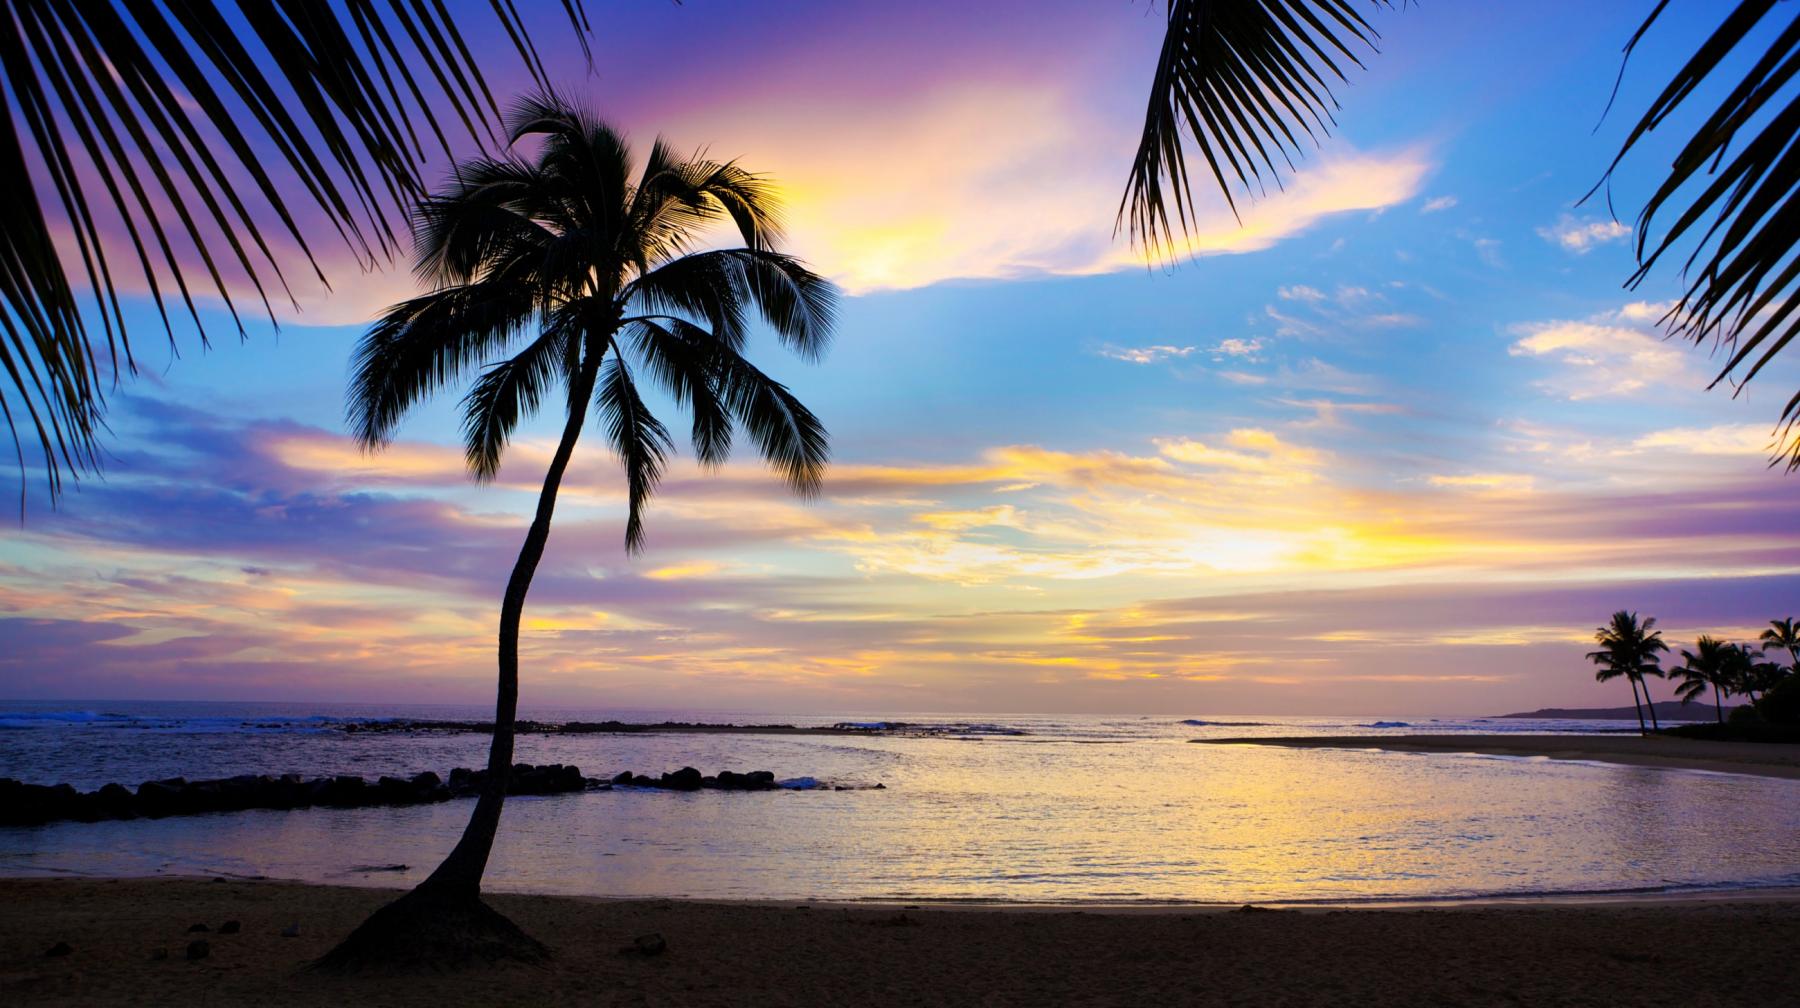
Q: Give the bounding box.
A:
[2,1,1797,715]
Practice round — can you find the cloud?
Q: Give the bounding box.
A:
[1420,195,1458,213]
[1633,424,1777,457]
[1208,338,1265,360]
[1098,344,1196,365]
[1427,473,1535,493]
[1537,214,1632,254]
[1508,318,1688,398]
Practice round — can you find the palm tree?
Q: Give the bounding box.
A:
[1761,618,1800,673]
[1587,610,1669,735]
[1121,1,1800,468]
[1,2,589,501]
[322,93,836,968]
[1672,636,1733,724]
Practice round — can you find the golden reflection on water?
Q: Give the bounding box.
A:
[5,730,1798,903]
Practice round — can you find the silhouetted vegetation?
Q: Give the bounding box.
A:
[326,92,836,969]
[0,2,590,501]
[1597,613,1800,740]
[1586,610,1669,735]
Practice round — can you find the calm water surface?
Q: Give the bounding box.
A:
[2,701,1796,904]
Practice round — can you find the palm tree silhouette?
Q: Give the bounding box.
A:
[325,93,836,967]
[1672,636,1733,724]
[1586,611,1669,735]
[1121,2,1800,468]
[1761,618,1800,674]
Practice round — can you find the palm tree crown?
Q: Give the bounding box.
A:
[1672,635,1734,723]
[1762,618,1800,672]
[349,93,834,549]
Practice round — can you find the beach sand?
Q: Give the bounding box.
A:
[2,878,1797,1006]
[1197,734,1800,780]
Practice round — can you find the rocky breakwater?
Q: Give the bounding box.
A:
[0,762,589,827]
[609,767,885,792]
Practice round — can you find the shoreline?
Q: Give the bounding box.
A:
[3,877,1795,1005]
[11,872,1800,913]
[1195,733,1800,780]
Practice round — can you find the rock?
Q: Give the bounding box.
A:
[326,775,368,806]
[280,923,301,938]
[660,767,703,791]
[45,941,72,957]
[187,923,210,933]
[746,771,776,786]
[219,920,241,935]
[186,940,210,961]
[612,770,634,785]
[630,933,667,956]
[90,782,139,819]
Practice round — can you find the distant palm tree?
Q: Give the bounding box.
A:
[326,93,836,968]
[1,2,589,501]
[1121,1,1800,468]
[1587,611,1669,735]
[1761,618,1800,673]
[1744,657,1787,705]
[1672,636,1733,724]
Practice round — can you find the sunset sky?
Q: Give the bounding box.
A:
[3,1,1795,715]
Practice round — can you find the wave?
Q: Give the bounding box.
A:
[1357,721,1413,729]
[0,710,132,729]
[1179,719,1276,727]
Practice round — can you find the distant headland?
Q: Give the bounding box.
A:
[1494,701,1741,721]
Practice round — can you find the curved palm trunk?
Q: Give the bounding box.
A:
[1642,678,1661,732]
[318,362,597,969]
[1713,682,1724,725]
[1626,678,1647,735]
[415,370,594,899]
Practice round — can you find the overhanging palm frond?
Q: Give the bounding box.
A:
[0,0,590,501]
[1121,0,1395,253]
[1598,1,1800,469]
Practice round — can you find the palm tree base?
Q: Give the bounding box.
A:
[312,887,548,973]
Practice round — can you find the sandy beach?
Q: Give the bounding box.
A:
[1197,734,1800,780]
[0,878,1794,1006]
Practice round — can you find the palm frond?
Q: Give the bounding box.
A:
[596,354,672,553]
[1,0,590,501]
[348,282,539,448]
[461,329,570,480]
[1598,1,1800,469]
[1121,0,1394,253]
[621,318,734,466]
[625,254,749,350]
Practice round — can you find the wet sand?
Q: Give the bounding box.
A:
[3,878,1797,1006]
[1197,734,1800,780]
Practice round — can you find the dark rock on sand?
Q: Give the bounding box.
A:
[45,941,71,957]
[280,924,300,938]
[219,921,241,935]
[188,923,209,933]
[185,940,209,961]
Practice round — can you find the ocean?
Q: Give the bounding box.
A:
[2,701,1796,905]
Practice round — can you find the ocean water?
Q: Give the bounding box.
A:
[2,701,1796,905]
